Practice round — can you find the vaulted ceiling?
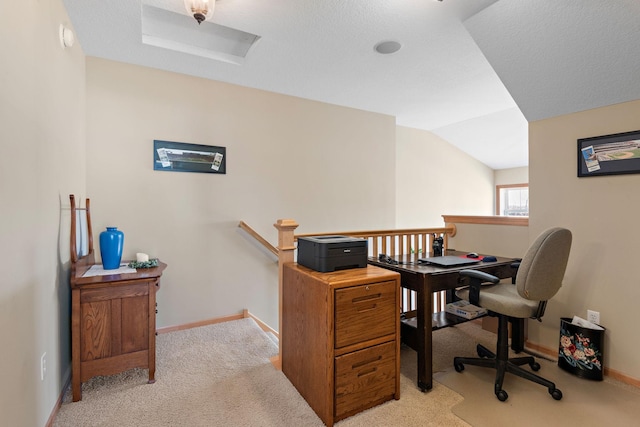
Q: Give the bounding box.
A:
[62,0,640,170]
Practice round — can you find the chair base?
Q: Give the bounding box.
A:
[453,315,563,402]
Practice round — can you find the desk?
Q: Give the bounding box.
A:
[70,261,167,401]
[368,250,516,392]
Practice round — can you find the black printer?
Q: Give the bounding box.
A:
[297,235,368,272]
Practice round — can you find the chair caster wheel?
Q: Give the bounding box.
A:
[550,388,563,400]
[454,360,464,372]
[530,361,541,371]
[496,389,508,402]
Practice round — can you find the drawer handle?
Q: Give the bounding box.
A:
[357,367,377,377]
[357,304,377,313]
[352,293,381,304]
[352,355,382,369]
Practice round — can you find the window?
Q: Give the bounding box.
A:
[496,184,528,216]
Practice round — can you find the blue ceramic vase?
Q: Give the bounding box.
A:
[100,227,124,270]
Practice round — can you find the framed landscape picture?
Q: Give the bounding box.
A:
[577,130,640,177]
[153,140,226,174]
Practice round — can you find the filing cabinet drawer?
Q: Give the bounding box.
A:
[334,341,396,418]
[334,280,397,348]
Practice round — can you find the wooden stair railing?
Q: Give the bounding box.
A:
[238,221,278,256]
[238,219,457,369]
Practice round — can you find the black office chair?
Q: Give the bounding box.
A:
[453,227,572,402]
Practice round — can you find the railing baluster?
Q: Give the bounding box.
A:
[390,236,396,257]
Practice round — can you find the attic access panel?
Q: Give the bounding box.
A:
[141,3,261,65]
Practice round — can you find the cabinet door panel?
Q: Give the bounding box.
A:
[121,295,149,353]
[81,300,111,361]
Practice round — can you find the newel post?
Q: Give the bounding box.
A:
[443,223,457,252]
[272,219,299,369]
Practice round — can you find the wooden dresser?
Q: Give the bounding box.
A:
[282,264,401,426]
[69,195,167,401]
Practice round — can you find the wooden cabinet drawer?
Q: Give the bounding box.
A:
[334,280,397,348]
[334,341,396,418]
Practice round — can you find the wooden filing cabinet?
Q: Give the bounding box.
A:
[282,264,401,426]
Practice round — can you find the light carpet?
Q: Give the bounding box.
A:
[435,323,640,427]
[54,318,640,426]
[54,318,467,426]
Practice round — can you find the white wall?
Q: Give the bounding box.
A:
[448,223,529,259]
[85,58,398,330]
[0,0,86,425]
[530,99,640,380]
[495,166,528,185]
[85,58,503,340]
[395,126,495,228]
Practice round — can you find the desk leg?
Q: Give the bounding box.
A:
[416,285,432,392]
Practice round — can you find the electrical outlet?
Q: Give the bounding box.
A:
[40,352,47,381]
[587,310,600,325]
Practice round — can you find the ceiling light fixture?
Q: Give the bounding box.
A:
[184,0,215,25]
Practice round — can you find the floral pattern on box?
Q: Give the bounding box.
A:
[559,327,602,371]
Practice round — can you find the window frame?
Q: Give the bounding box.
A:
[496,183,529,217]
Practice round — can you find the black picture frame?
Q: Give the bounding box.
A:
[153,140,226,174]
[577,130,640,177]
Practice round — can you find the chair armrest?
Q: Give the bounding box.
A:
[459,269,500,305]
[459,269,500,283]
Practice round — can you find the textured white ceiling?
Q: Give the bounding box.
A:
[465,0,640,123]
[61,0,640,170]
